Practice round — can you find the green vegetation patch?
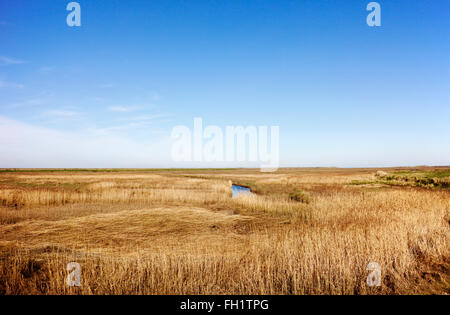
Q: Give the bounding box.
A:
[375,169,450,189]
[232,180,311,203]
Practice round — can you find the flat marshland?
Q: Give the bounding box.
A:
[0,168,449,294]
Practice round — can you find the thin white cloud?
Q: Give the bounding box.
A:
[91,121,155,134]
[0,79,24,89]
[107,103,157,112]
[117,113,169,121]
[100,83,115,88]
[0,56,26,66]
[1,98,48,108]
[44,110,84,118]
[107,105,136,112]
[38,66,55,74]
[0,115,171,168]
[88,113,170,135]
[90,96,106,103]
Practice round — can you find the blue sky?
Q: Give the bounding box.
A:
[0,0,449,168]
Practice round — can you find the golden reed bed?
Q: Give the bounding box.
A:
[0,168,448,294]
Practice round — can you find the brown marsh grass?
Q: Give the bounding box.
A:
[0,168,449,294]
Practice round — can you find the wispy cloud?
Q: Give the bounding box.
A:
[90,113,170,135]
[45,110,84,118]
[0,115,170,168]
[92,121,156,134]
[0,79,24,89]
[38,66,55,74]
[100,83,115,88]
[117,113,169,122]
[1,98,48,109]
[107,104,157,112]
[0,56,26,66]
[107,105,137,112]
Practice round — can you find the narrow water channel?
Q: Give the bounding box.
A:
[231,184,252,198]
